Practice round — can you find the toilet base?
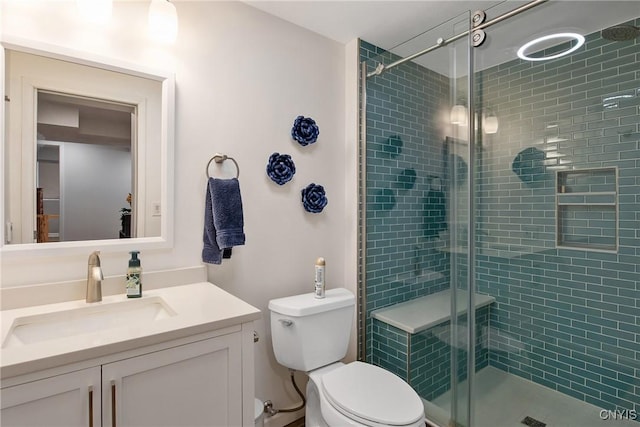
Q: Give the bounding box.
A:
[305,377,329,427]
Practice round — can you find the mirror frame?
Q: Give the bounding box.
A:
[0,36,175,257]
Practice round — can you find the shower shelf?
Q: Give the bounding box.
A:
[556,192,616,206]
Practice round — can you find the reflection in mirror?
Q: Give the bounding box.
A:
[1,39,175,255]
[36,91,135,242]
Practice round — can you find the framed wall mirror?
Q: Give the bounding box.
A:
[1,37,175,256]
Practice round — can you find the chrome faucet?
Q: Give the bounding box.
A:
[86,251,104,303]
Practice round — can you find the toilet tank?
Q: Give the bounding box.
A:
[268,288,355,371]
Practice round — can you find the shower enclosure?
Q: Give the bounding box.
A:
[358,2,639,426]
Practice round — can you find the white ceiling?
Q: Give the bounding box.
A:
[245,0,640,75]
[245,1,501,47]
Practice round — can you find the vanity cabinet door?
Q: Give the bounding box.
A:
[0,367,101,427]
[102,333,242,427]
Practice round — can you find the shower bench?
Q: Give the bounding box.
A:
[370,289,495,403]
[371,289,495,334]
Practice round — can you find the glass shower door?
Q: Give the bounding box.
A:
[362,2,639,426]
[359,10,476,427]
[471,2,640,426]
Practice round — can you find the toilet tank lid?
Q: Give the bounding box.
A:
[268,288,355,317]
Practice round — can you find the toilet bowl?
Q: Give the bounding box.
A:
[269,289,425,427]
[308,362,424,427]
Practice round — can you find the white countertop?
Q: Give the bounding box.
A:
[1,282,261,379]
[371,289,495,334]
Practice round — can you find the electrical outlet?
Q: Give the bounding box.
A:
[152,202,161,217]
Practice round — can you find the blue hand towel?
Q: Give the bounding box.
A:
[202,177,245,264]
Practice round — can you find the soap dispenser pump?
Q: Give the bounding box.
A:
[126,251,142,298]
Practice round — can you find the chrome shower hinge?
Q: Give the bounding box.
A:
[472,10,487,27]
[472,29,487,47]
[472,10,487,47]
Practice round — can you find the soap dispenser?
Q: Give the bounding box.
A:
[126,251,142,298]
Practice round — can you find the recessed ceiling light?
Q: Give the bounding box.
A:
[517,33,585,61]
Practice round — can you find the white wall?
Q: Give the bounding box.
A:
[1,1,358,425]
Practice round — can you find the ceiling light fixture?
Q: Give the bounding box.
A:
[517,33,585,62]
[148,0,178,44]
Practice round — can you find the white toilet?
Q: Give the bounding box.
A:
[269,288,425,427]
[254,398,264,427]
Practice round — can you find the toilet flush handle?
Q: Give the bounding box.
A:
[279,319,294,327]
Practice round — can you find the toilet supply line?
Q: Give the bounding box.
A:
[263,369,306,417]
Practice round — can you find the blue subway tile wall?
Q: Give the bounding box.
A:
[361,40,451,364]
[476,17,639,413]
[371,319,409,381]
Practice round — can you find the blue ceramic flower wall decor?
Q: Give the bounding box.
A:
[291,116,319,146]
[301,183,328,213]
[266,152,296,185]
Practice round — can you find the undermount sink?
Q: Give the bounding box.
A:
[2,297,176,349]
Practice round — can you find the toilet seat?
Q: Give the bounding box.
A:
[321,362,424,427]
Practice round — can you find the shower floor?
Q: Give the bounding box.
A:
[423,366,638,427]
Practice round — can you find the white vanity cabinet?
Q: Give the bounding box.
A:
[103,333,242,427]
[0,367,101,427]
[1,282,261,427]
[1,326,253,427]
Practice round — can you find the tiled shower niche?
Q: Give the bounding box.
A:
[556,167,618,251]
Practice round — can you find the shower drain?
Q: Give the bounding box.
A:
[521,416,546,427]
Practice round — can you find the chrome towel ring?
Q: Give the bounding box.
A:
[206,153,240,179]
